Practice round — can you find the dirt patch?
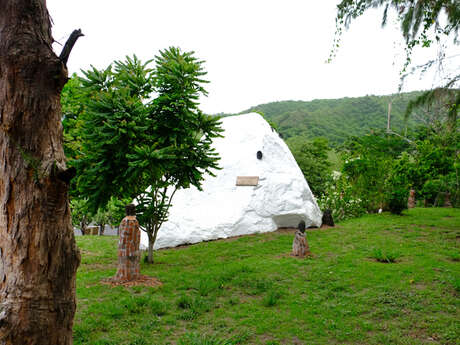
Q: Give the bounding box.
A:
[101,275,162,288]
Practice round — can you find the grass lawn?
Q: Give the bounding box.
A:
[74,208,459,345]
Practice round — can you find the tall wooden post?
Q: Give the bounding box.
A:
[115,204,141,281]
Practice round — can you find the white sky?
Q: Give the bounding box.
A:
[47,0,459,114]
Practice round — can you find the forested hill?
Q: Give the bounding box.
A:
[235,91,422,145]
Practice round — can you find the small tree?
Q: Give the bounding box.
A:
[73,49,222,263]
[93,207,110,236]
[107,197,130,235]
[133,47,223,263]
[70,198,92,235]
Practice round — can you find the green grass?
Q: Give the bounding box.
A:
[74,208,460,344]
[327,150,342,171]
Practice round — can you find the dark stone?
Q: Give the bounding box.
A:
[322,209,334,227]
[56,167,76,184]
[125,204,136,216]
[298,220,306,233]
[257,151,263,160]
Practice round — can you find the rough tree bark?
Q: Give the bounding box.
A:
[0,1,81,344]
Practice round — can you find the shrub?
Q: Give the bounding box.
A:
[197,277,219,296]
[371,248,400,263]
[263,289,282,307]
[176,295,193,309]
[176,294,213,320]
[387,188,408,215]
[318,175,367,221]
[148,300,168,316]
[422,179,443,205]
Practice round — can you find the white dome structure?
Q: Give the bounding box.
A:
[141,113,322,249]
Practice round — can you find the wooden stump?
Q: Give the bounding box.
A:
[292,221,311,257]
[115,205,141,282]
[292,230,310,257]
[444,192,452,208]
[407,189,416,209]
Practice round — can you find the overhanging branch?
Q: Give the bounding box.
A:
[59,29,84,65]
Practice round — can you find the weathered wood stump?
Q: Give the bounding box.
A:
[115,204,141,281]
[407,189,416,209]
[292,221,311,257]
[444,192,452,208]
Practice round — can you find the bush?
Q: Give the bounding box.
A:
[287,136,332,198]
[148,300,168,316]
[387,188,408,215]
[262,289,282,307]
[371,248,400,263]
[318,175,367,221]
[422,179,443,205]
[176,295,193,309]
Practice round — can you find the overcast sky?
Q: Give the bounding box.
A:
[47,0,459,114]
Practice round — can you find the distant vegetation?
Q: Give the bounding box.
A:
[234,91,423,145]
[219,89,458,219]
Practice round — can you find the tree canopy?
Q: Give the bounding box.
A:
[64,48,223,263]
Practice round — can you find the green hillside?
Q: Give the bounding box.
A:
[238,91,423,145]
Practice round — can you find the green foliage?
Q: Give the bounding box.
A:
[330,1,459,131]
[93,207,110,232]
[387,188,408,215]
[105,197,129,228]
[61,74,86,163]
[74,55,155,210]
[64,49,223,262]
[340,130,410,211]
[132,47,223,263]
[176,295,194,309]
[407,128,459,206]
[262,289,282,307]
[70,198,92,234]
[239,92,421,145]
[286,137,332,197]
[371,248,401,263]
[318,174,367,221]
[405,88,459,131]
[176,294,212,321]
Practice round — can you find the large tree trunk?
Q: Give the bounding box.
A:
[0,1,80,344]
